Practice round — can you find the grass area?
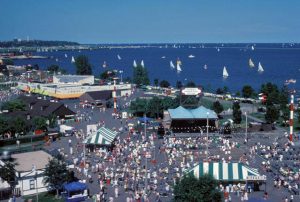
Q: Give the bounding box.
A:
[23,192,63,202]
[249,112,265,121]
[200,97,232,110]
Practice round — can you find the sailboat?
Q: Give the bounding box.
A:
[170,61,175,69]
[217,47,220,52]
[65,54,68,58]
[251,45,255,51]
[133,60,137,67]
[117,55,121,60]
[258,62,264,72]
[141,60,145,67]
[204,64,208,70]
[176,59,182,73]
[161,56,166,59]
[249,58,255,68]
[71,56,75,63]
[188,55,195,58]
[223,66,229,78]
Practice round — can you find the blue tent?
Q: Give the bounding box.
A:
[63,182,87,193]
[137,117,153,123]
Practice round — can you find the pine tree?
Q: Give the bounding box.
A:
[232,101,242,124]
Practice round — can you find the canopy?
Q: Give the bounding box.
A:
[137,117,153,123]
[186,162,265,181]
[63,182,87,192]
[168,106,218,119]
[84,127,118,145]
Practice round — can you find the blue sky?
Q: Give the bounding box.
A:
[0,0,300,43]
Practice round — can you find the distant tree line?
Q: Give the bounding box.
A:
[0,40,79,47]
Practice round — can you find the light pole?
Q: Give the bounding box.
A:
[144,114,148,197]
[119,70,123,83]
[206,112,209,161]
[245,112,248,145]
[32,165,38,202]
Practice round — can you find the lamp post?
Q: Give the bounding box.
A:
[245,112,248,145]
[144,114,148,197]
[119,70,123,83]
[206,112,209,161]
[32,165,38,202]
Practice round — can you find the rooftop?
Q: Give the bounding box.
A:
[11,150,52,172]
[168,106,218,119]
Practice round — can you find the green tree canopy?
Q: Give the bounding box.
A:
[146,97,163,118]
[100,70,116,81]
[212,101,224,115]
[176,81,183,89]
[160,80,170,88]
[132,65,149,86]
[186,81,196,87]
[1,99,26,111]
[232,101,242,124]
[47,64,66,74]
[75,55,92,75]
[33,116,48,130]
[173,174,222,202]
[265,105,279,124]
[43,156,71,196]
[0,162,16,189]
[242,85,255,98]
[154,78,159,87]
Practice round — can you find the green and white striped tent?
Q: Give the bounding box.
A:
[84,127,118,145]
[186,162,265,181]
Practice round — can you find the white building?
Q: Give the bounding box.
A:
[53,75,95,85]
[11,151,53,196]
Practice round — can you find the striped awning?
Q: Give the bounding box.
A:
[187,162,265,181]
[84,127,118,145]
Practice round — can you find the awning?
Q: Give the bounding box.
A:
[186,162,266,181]
[63,182,87,192]
[84,127,118,145]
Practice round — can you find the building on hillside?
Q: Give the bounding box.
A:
[79,91,112,107]
[163,106,218,133]
[53,75,94,85]
[0,151,53,196]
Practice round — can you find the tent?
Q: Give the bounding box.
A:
[186,162,266,182]
[137,117,153,123]
[84,127,118,145]
[63,182,87,193]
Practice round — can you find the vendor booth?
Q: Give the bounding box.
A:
[84,127,118,147]
[186,162,266,192]
[62,182,88,202]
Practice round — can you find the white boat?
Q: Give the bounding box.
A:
[55,58,59,62]
[217,48,220,52]
[258,62,264,72]
[71,56,75,63]
[141,60,144,67]
[65,54,68,58]
[223,66,229,78]
[176,59,182,73]
[251,45,255,51]
[249,58,255,68]
[117,55,121,60]
[133,60,137,67]
[170,61,175,69]
[188,55,195,58]
[102,61,107,68]
[161,56,166,59]
[204,64,208,70]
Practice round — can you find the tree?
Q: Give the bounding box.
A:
[242,85,254,98]
[232,101,242,124]
[176,81,183,89]
[47,64,59,73]
[215,88,224,95]
[132,65,149,86]
[100,70,116,81]
[33,116,47,130]
[146,97,163,118]
[11,116,28,135]
[1,99,26,111]
[130,98,148,116]
[43,156,70,197]
[212,101,224,115]
[0,116,9,137]
[154,78,159,87]
[265,105,279,124]
[2,59,14,65]
[0,162,16,192]
[75,55,92,75]
[186,81,196,87]
[173,174,222,202]
[159,80,170,88]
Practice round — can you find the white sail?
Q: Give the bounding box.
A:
[71,56,75,63]
[217,48,220,52]
[204,64,207,70]
[161,56,166,59]
[176,59,182,73]
[102,61,107,68]
[223,66,229,78]
[133,60,137,67]
[258,62,264,72]
[188,55,195,58]
[141,60,144,67]
[117,55,121,60]
[249,58,255,68]
[251,45,255,51]
[65,54,68,58]
[170,61,175,69]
